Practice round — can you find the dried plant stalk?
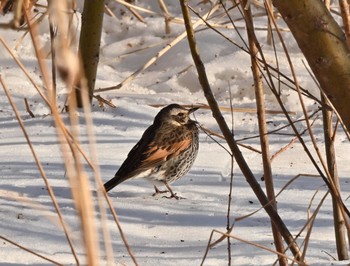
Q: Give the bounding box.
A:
[322,95,349,260]
[179,0,302,261]
[96,4,219,93]
[0,75,80,265]
[239,1,286,264]
[266,0,350,228]
[0,235,63,266]
[201,229,307,266]
[339,0,350,47]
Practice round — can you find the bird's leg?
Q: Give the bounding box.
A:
[162,182,185,200]
[152,185,169,196]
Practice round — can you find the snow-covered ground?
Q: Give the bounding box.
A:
[1,1,350,265]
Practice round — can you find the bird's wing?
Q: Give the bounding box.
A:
[116,124,157,177]
[104,124,158,191]
[104,124,192,192]
[139,138,191,169]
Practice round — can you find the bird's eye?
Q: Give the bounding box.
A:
[178,112,185,117]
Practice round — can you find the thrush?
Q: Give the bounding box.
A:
[104,104,199,199]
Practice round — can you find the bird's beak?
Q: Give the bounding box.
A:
[188,106,199,114]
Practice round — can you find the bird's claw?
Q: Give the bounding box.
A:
[162,193,185,200]
[152,190,169,196]
[153,186,169,196]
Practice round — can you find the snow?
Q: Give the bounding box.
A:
[1,1,350,265]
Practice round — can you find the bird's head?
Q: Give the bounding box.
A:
[155,104,199,126]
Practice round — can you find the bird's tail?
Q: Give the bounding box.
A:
[104,175,124,192]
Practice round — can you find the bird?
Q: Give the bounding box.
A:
[104,104,199,199]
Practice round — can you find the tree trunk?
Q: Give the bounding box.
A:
[77,0,105,107]
[273,0,350,131]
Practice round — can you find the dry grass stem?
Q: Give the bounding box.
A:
[150,103,296,115]
[339,0,350,47]
[0,36,50,106]
[114,0,158,15]
[265,1,350,224]
[0,75,80,265]
[65,88,99,265]
[24,97,35,117]
[0,189,73,234]
[0,235,63,266]
[240,1,286,262]
[51,2,138,261]
[16,2,135,264]
[158,0,171,33]
[200,125,262,153]
[80,78,126,265]
[96,4,220,93]
[104,4,116,17]
[235,174,319,223]
[300,190,329,261]
[180,0,302,260]
[201,229,307,266]
[270,114,320,162]
[3,0,350,264]
[1,14,134,262]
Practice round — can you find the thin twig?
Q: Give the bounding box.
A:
[270,114,320,162]
[235,173,319,223]
[24,97,35,117]
[188,3,322,105]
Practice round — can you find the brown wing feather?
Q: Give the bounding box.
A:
[139,139,191,170]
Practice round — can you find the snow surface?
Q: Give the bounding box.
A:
[1,1,350,265]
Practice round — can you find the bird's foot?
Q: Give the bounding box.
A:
[153,183,185,200]
[162,193,185,200]
[162,183,185,200]
[152,186,169,196]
